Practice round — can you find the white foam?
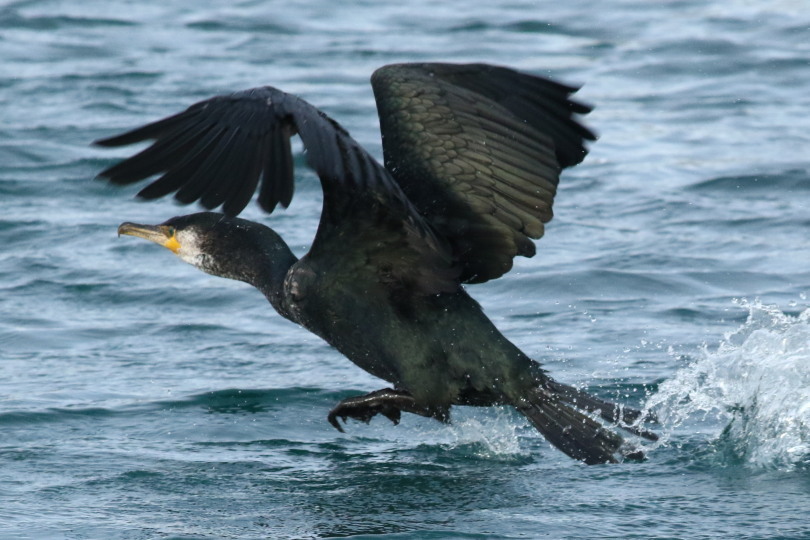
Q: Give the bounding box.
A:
[445,407,525,457]
[645,299,810,469]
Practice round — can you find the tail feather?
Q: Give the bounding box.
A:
[515,388,626,465]
[547,379,659,441]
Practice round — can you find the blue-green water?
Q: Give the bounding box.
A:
[2,1,810,538]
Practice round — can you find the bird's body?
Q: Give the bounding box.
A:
[101,62,656,464]
[288,254,538,411]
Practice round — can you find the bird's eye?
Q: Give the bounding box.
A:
[167,226,176,236]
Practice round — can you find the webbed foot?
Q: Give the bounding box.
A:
[327,388,448,432]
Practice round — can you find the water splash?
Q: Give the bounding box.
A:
[410,407,527,459]
[449,408,526,457]
[647,299,810,470]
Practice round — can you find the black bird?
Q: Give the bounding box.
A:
[97,63,655,464]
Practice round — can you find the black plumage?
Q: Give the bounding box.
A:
[100,62,655,464]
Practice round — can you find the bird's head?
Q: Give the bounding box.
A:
[117,212,296,286]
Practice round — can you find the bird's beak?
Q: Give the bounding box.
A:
[118,222,181,253]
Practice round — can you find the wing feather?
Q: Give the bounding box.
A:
[173,128,234,204]
[222,132,265,216]
[371,62,594,283]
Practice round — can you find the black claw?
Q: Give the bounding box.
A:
[326,388,441,432]
[327,412,346,433]
[380,408,401,425]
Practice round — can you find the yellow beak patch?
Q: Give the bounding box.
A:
[163,234,181,253]
[118,222,182,254]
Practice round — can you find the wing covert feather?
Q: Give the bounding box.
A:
[371,63,595,283]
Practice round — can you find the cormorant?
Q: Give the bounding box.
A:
[97,63,656,464]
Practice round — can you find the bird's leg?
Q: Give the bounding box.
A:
[328,388,449,432]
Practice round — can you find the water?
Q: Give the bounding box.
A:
[649,300,810,471]
[1,0,809,538]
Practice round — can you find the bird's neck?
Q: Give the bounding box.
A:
[251,243,299,320]
[206,228,299,320]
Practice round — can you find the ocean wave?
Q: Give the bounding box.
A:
[688,169,810,192]
[0,13,135,30]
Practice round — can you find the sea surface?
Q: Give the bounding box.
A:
[1,0,809,538]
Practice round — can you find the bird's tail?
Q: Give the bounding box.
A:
[513,380,656,465]
[546,379,659,441]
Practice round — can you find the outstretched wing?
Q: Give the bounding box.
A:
[95,86,457,294]
[97,87,378,216]
[371,63,595,284]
